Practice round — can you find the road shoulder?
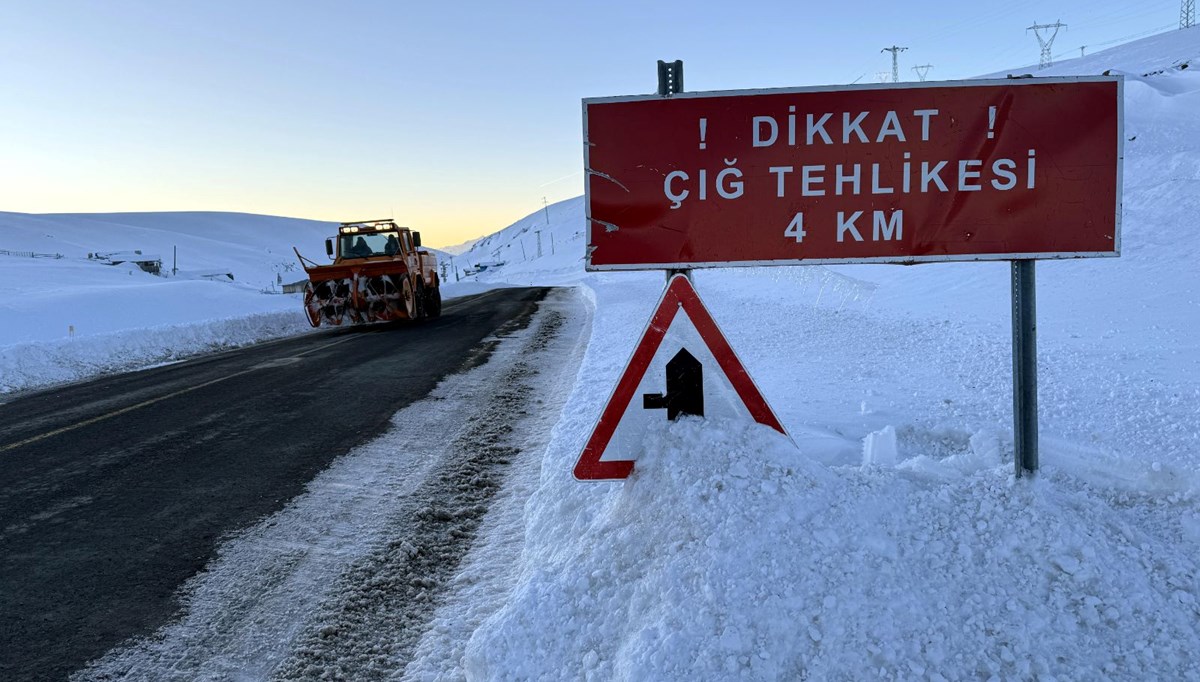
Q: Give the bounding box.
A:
[73,287,589,681]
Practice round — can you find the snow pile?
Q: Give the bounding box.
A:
[861,425,898,468]
[468,420,1198,680]
[0,309,312,394]
[442,29,1200,680]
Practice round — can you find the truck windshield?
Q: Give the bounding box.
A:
[340,231,402,259]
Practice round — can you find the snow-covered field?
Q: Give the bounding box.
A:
[9,26,1200,681]
[0,212,327,393]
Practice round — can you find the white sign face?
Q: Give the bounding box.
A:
[575,275,787,480]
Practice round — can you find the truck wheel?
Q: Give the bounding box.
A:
[413,279,427,320]
[426,287,442,319]
[400,277,417,319]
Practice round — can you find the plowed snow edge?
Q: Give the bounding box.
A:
[74,288,589,681]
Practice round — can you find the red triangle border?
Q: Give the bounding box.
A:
[574,275,787,480]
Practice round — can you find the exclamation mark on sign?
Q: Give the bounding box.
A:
[699,118,707,149]
[987,106,997,139]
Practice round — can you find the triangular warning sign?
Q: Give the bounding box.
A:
[574,274,788,480]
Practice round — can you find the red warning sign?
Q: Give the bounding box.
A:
[574,274,787,480]
[584,76,1122,269]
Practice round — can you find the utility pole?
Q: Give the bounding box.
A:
[881,45,908,82]
[535,230,543,258]
[1183,0,1196,29]
[1027,21,1067,69]
[1080,46,1086,58]
[875,71,892,83]
[911,64,933,82]
[542,196,551,225]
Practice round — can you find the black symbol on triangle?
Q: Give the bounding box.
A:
[642,348,704,420]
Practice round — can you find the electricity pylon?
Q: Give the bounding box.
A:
[881,45,908,82]
[912,64,934,82]
[1183,0,1196,29]
[1027,21,1067,69]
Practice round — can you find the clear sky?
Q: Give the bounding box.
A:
[0,0,1181,246]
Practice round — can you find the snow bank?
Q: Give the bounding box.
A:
[468,419,1199,680]
[0,309,312,394]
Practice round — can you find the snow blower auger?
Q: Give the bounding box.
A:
[293,219,441,327]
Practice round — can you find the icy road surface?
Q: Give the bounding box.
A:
[0,288,582,680]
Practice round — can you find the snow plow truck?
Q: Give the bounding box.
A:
[294,219,441,327]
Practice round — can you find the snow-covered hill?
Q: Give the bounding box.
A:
[986,23,1199,78]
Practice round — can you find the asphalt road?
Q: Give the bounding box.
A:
[0,286,551,681]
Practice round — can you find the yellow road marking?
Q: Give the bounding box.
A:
[0,334,362,454]
[0,290,513,453]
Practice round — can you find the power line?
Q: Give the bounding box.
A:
[911,64,934,81]
[1051,23,1176,61]
[1027,20,1067,68]
[1068,1,1175,32]
[903,0,1043,47]
[1184,0,1196,28]
[881,45,908,82]
[1090,22,1175,46]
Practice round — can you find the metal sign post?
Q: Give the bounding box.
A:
[658,60,692,285]
[657,59,683,97]
[1011,260,1039,476]
[657,57,696,282]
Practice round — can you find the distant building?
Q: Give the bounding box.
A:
[89,250,163,275]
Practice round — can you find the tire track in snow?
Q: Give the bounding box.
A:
[272,307,568,680]
[75,289,584,681]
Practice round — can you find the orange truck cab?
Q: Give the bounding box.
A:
[294,219,440,327]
